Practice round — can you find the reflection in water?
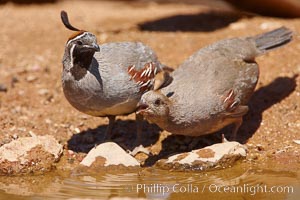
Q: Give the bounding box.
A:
[0,165,299,200]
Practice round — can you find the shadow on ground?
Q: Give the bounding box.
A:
[67,119,161,153]
[144,75,298,166]
[67,75,297,166]
[139,11,244,32]
[239,75,298,142]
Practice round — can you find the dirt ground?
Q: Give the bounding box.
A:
[0,0,300,172]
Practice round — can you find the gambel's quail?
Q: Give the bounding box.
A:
[60,11,170,144]
[138,27,293,139]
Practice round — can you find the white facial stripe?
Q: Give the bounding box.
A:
[69,43,76,65]
[66,32,89,46]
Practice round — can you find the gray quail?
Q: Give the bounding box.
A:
[137,27,293,140]
[61,11,170,147]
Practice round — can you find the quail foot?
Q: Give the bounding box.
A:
[60,11,170,154]
[138,27,293,140]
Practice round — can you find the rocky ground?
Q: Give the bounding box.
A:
[0,0,300,174]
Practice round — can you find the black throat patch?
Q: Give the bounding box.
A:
[70,46,95,81]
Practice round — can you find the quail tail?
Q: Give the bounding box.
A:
[252,27,293,52]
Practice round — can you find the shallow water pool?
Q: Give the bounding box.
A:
[0,164,299,200]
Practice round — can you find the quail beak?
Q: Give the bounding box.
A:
[136,102,149,115]
[84,43,100,52]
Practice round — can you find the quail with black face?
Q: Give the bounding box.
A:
[61,11,170,148]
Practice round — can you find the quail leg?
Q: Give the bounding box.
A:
[231,117,243,141]
[221,134,229,143]
[129,114,150,156]
[103,115,116,140]
[135,113,143,145]
[226,105,248,141]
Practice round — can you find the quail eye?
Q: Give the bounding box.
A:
[76,41,83,45]
[154,99,161,106]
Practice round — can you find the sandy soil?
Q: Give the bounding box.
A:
[0,0,299,171]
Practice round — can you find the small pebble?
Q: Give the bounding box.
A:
[12,134,18,140]
[18,90,25,96]
[260,22,282,30]
[74,128,81,134]
[17,127,26,132]
[60,124,70,128]
[45,95,54,103]
[68,150,75,155]
[11,76,19,88]
[26,75,37,82]
[31,65,41,72]
[229,22,246,30]
[29,130,37,137]
[256,144,264,151]
[0,84,7,92]
[78,122,84,127]
[246,143,254,148]
[276,149,285,154]
[249,153,259,160]
[38,88,49,96]
[19,116,29,121]
[45,118,52,124]
[12,106,22,114]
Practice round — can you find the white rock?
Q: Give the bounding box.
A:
[80,142,140,167]
[168,142,246,163]
[158,142,247,171]
[0,135,63,164]
[0,135,63,175]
